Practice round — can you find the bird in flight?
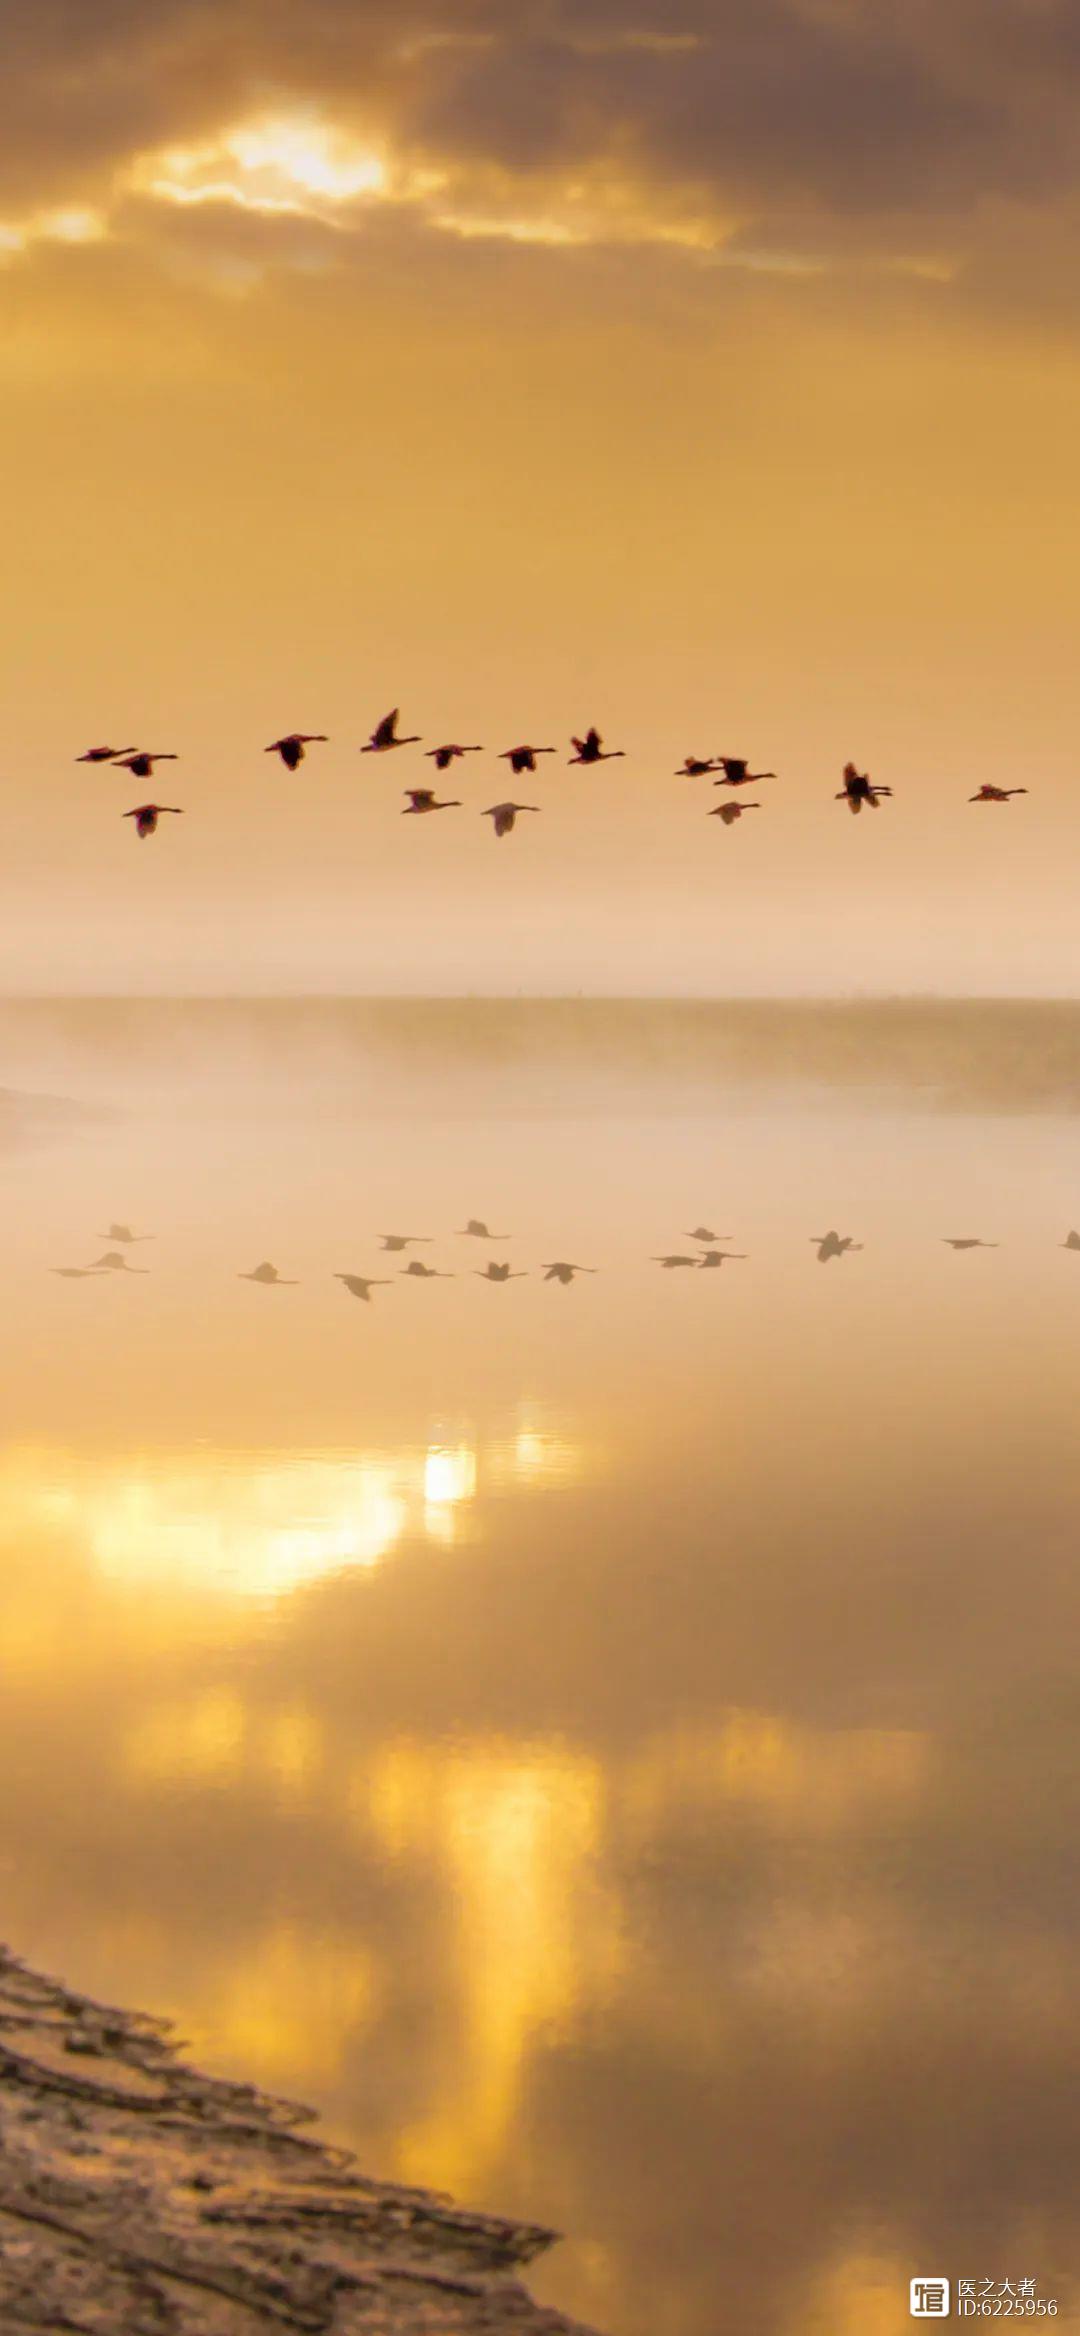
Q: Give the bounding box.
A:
[98,1224,153,1244]
[499,746,556,776]
[812,1231,863,1261]
[475,1261,527,1282]
[698,1249,747,1269]
[379,1234,431,1252]
[401,1260,455,1278]
[569,729,625,766]
[713,758,775,788]
[943,1238,999,1250]
[239,1261,297,1284]
[675,756,719,777]
[123,805,183,838]
[1062,1231,1080,1252]
[653,1254,701,1269]
[88,1251,148,1273]
[543,1261,596,1284]
[837,763,891,814]
[335,1273,391,1302]
[427,744,483,771]
[402,789,461,815]
[483,801,539,837]
[77,744,137,763]
[458,1219,509,1238]
[709,802,760,826]
[112,752,178,780]
[969,784,1028,803]
[362,710,421,754]
[686,1227,730,1244]
[266,733,328,770]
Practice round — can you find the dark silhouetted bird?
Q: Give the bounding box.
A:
[1062,1231,1080,1251]
[543,1262,596,1284]
[687,1227,729,1244]
[458,1219,509,1238]
[123,804,183,838]
[362,710,420,754]
[379,1234,431,1252]
[499,746,556,776]
[714,758,774,788]
[112,752,178,780]
[98,1224,152,1244]
[427,744,483,771]
[943,1238,999,1250]
[335,1274,391,1302]
[483,801,539,837]
[570,729,624,765]
[402,789,460,815]
[653,1254,700,1269]
[89,1252,148,1273]
[698,1249,747,1268]
[709,802,760,825]
[266,733,328,770]
[970,784,1027,803]
[812,1231,863,1262]
[675,756,719,777]
[239,1262,297,1284]
[475,1262,526,1282]
[401,1260,454,1278]
[77,744,136,763]
[837,763,891,814]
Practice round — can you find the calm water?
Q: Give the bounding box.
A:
[2,1007,1080,2336]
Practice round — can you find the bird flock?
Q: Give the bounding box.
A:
[74,716,1031,841]
[49,1221,1080,1289]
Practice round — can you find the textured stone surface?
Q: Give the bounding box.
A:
[0,1947,599,2334]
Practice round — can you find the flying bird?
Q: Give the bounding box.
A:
[1062,1231,1080,1251]
[98,1224,153,1244]
[123,804,183,838]
[943,1238,999,1250]
[362,710,421,754]
[675,756,719,778]
[652,1255,700,1269]
[239,1262,297,1284]
[969,785,1028,803]
[542,1262,596,1284]
[88,1252,148,1273]
[112,752,178,780]
[836,763,891,814]
[77,745,136,763]
[266,733,328,770]
[812,1231,863,1262]
[569,729,625,766]
[709,802,760,826]
[499,746,556,776]
[475,1262,527,1282]
[483,801,539,837]
[458,1220,509,1239]
[686,1227,730,1244]
[698,1249,747,1269]
[335,1274,391,1302]
[713,759,775,788]
[379,1234,431,1252]
[402,789,461,814]
[427,744,483,771]
[401,1260,455,1278]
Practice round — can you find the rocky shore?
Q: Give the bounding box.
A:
[0,1945,599,2334]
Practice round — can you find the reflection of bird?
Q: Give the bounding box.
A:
[812,1231,863,1262]
[483,801,539,838]
[675,756,718,777]
[1062,1231,1080,1251]
[401,1260,454,1278]
[499,746,556,775]
[239,1261,297,1284]
[89,1251,148,1273]
[653,1254,699,1269]
[362,709,420,754]
[698,1249,747,1268]
[686,1227,729,1244]
[475,1262,526,1282]
[970,784,1027,803]
[709,802,760,825]
[335,1273,391,1302]
[402,789,460,815]
[570,728,624,765]
[836,763,891,814]
[266,733,328,770]
[714,758,774,788]
[458,1220,509,1238]
[112,752,178,779]
[379,1234,431,1252]
[123,804,183,838]
[543,1262,596,1284]
[98,1224,152,1243]
[943,1238,999,1250]
[77,744,136,763]
[427,744,483,771]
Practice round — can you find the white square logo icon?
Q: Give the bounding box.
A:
[911,2278,950,2317]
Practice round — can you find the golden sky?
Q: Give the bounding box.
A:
[3,0,1080,994]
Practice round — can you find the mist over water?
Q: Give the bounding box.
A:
[2,997,1079,2336]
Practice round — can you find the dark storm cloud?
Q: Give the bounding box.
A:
[3,0,1080,264]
